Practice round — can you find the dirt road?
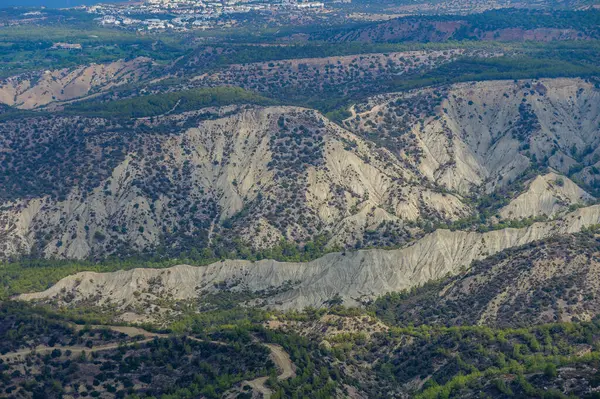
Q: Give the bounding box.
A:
[2,323,296,398]
[0,337,156,363]
[242,343,296,398]
[265,343,296,381]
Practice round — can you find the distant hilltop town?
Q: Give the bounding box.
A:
[82,0,329,31]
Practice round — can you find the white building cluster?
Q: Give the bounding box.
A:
[88,0,327,31]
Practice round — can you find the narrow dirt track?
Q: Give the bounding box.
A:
[1,323,296,398]
[243,343,296,398]
[265,343,295,380]
[0,337,157,363]
[75,324,168,338]
[244,376,272,398]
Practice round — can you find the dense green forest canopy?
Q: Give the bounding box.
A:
[65,87,278,118]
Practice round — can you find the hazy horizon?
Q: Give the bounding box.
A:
[2,0,124,8]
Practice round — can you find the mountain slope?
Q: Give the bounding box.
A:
[2,78,599,260]
[0,105,468,260]
[498,172,592,219]
[0,58,152,109]
[345,78,600,195]
[374,228,600,328]
[316,10,600,43]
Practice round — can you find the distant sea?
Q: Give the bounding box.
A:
[2,0,124,8]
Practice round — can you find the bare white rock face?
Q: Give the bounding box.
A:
[19,204,600,312]
[346,78,600,194]
[0,106,469,259]
[0,58,153,109]
[499,172,593,220]
[3,78,599,259]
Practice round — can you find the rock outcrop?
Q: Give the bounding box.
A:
[374,230,600,328]
[0,58,152,109]
[345,78,600,194]
[0,106,468,259]
[2,78,600,260]
[19,205,600,315]
[499,172,593,219]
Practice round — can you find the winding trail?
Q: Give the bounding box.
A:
[0,324,235,363]
[138,98,182,120]
[242,342,296,398]
[1,324,296,398]
[348,104,357,119]
[0,337,158,363]
[265,343,295,380]
[0,325,169,363]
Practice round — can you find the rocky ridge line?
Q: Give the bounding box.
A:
[18,204,600,315]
